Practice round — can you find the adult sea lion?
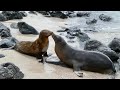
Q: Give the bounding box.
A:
[15,30,53,63]
[52,33,116,77]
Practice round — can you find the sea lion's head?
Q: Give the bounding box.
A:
[52,33,67,45]
[39,30,53,38]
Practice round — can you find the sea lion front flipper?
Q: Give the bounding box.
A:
[74,71,83,77]
[36,54,43,59]
[43,52,52,57]
[36,53,47,64]
[36,54,44,63]
[73,62,83,77]
[43,52,48,57]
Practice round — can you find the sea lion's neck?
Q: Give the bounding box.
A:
[39,35,48,43]
[55,41,67,50]
[32,36,48,47]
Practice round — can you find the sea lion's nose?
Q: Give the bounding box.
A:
[51,32,53,35]
[52,33,55,37]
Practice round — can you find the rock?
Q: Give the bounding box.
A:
[67,40,75,43]
[57,26,89,42]
[66,34,75,39]
[0,23,12,39]
[98,47,120,62]
[57,30,66,32]
[84,40,103,50]
[49,11,68,19]
[86,19,97,25]
[19,11,27,17]
[84,39,119,62]
[0,37,18,48]
[84,27,98,32]
[0,54,5,58]
[108,38,120,53]
[84,29,98,32]
[65,26,81,36]
[10,23,18,29]
[13,71,24,79]
[37,11,77,18]
[63,11,76,17]
[17,22,39,35]
[77,12,90,17]
[0,62,24,79]
[77,32,90,42]
[2,11,23,20]
[0,13,7,21]
[28,11,37,15]
[99,14,112,22]
[37,11,50,15]
[37,11,68,19]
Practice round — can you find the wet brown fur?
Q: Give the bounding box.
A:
[15,30,53,59]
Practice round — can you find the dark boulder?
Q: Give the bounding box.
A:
[0,13,7,21]
[49,11,68,19]
[0,62,24,79]
[0,54,5,58]
[84,39,119,62]
[37,11,77,18]
[0,37,18,48]
[28,11,37,15]
[65,26,81,36]
[77,12,90,17]
[108,38,120,53]
[2,11,23,20]
[57,30,66,32]
[86,19,97,25]
[37,11,50,15]
[17,22,39,35]
[19,11,27,17]
[57,26,81,40]
[84,40,103,50]
[77,32,90,42]
[66,34,75,39]
[0,23,12,39]
[37,11,68,19]
[99,14,112,22]
[63,11,76,18]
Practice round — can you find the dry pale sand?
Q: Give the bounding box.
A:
[0,12,120,79]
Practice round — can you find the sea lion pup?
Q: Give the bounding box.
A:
[52,33,116,77]
[15,30,53,63]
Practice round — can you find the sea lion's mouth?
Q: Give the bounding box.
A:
[52,33,59,42]
[51,33,56,38]
[47,31,53,36]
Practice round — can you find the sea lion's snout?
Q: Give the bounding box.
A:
[40,30,53,37]
[52,33,58,41]
[48,31,53,36]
